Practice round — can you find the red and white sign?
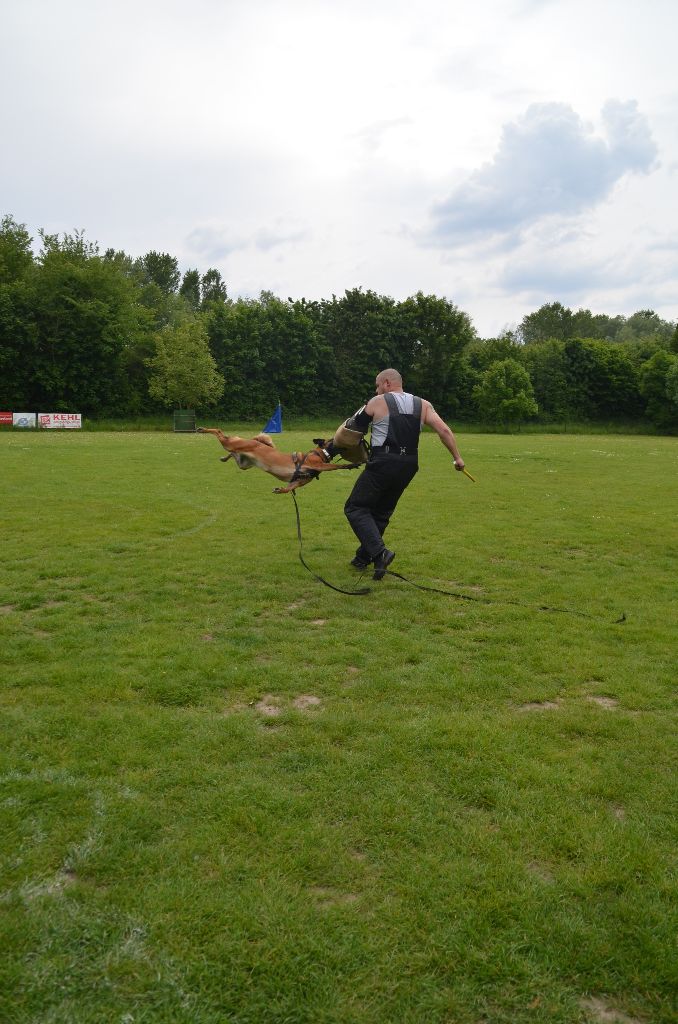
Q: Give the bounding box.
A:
[0,411,12,425]
[38,413,82,429]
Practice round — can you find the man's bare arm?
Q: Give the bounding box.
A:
[422,402,465,469]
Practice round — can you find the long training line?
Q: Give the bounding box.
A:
[290,493,626,622]
[383,568,626,624]
[291,492,370,596]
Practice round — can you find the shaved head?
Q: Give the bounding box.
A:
[376,368,402,387]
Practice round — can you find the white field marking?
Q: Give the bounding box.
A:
[3,768,198,1011]
[62,791,106,875]
[166,512,218,539]
[103,920,196,1013]
[103,511,218,549]
[1,771,136,904]
[0,768,81,786]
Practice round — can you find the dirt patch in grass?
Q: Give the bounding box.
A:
[201,633,214,642]
[518,700,561,711]
[587,695,619,709]
[611,804,626,821]
[0,605,16,615]
[310,886,359,908]
[293,694,322,711]
[255,697,282,717]
[222,702,246,716]
[527,861,555,884]
[311,619,327,626]
[342,667,361,687]
[580,995,643,1023]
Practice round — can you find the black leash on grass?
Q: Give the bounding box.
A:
[382,568,626,624]
[290,494,625,621]
[291,492,371,596]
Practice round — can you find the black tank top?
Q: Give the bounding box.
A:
[380,392,422,454]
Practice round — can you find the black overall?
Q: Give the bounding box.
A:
[344,393,421,561]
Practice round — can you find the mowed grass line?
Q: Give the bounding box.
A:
[0,429,676,1024]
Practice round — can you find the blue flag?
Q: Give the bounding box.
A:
[262,402,282,433]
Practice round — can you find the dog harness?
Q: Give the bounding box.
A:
[290,447,332,483]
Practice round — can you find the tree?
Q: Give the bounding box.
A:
[256,296,324,415]
[0,214,34,283]
[638,350,678,427]
[129,252,186,330]
[563,338,641,420]
[570,308,623,341]
[463,334,522,373]
[136,251,180,294]
[617,309,674,345]
[522,338,569,420]
[665,359,678,412]
[519,302,573,344]
[147,315,224,409]
[179,269,201,311]
[319,288,397,411]
[1,228,146,415]
[201,268,227,307]
[205,299,267,418]
[395,292,476,415]
[473,359,538,428]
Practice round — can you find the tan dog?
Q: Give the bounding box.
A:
[198,428,358,493]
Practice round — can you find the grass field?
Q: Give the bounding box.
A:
[1,428,676,1024]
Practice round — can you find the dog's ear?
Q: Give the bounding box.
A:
[312,438,327,447]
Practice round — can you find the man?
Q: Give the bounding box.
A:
[336,368,466,580]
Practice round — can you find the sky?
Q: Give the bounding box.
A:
[2,0,677,337]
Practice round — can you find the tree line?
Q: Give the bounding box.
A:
[1,215,677,429]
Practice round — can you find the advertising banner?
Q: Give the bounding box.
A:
[38,413,82,429]
[13,413,37,428]
[0,412,12,425]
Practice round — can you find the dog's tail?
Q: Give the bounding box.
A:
[253,433,275,448]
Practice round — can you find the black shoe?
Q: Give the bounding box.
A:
[372,548,395,580]
[350,556,371,569]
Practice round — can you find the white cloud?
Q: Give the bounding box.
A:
[421,101,658,248]
[186,228,248,262]
[187,220,310,263]
[1,0,677,337]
